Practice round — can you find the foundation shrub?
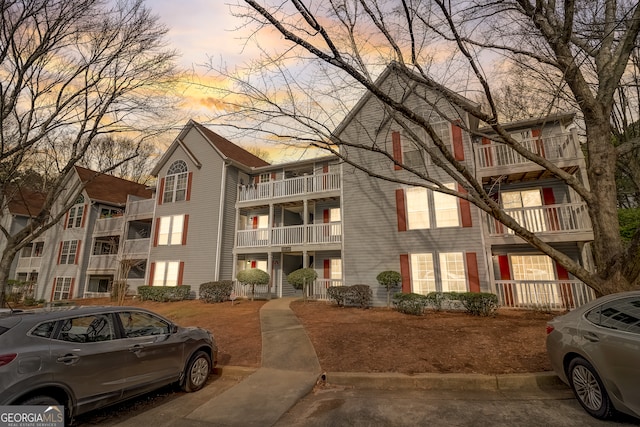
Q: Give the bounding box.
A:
[393,292,430,315]
[327,286,350,306]
[137,285,191,302]
[454,292,499,316]
[199,281,233,303]
[345,284,372,308]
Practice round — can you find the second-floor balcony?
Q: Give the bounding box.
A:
[17,256,42,270]
[87,254,118,271]
[125,198,155,219]
[486,203,592,238]
[475,131,581,182]
[237,223,342,248]
[93,216,124,236]
[238,172,340,203]
[122,238,150,259]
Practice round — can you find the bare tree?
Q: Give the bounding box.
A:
[0,0,180,306]
[208,0,640,295]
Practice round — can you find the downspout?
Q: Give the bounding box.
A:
[214,161,228,281]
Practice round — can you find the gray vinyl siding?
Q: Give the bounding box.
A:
[337,78,490,306]
[218,166,240,280]
[151,127,227,292]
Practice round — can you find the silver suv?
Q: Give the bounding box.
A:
[0,305,217,421]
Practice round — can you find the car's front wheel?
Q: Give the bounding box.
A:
[182,351,211,392]
[20,395,61,406]
[568,357,613,419]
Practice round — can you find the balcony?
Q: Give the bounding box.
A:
[475,132,581,183]
[87,254,118,271]
[495,280,596,310]
[16,256,42,270]
[237,223,342,248]
[126,198,155,219]
[238,173,340,203]
[486,203,592,242]
[93,216,124,236]
[122,238,150,258]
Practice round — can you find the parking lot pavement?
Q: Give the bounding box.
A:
[274,385,640,427]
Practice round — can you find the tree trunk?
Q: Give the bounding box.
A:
[0,245,19,308]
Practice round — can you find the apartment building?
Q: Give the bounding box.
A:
[10,64,595,309]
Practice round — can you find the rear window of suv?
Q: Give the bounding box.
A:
[0,326,9,336]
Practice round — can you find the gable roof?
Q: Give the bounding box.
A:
[151,120,270,176]
[74,166,152,206]
[6,187,46,217]
[333,61,478,137]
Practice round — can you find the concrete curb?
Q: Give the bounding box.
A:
[213,365,257,379]
[324,371,566,391]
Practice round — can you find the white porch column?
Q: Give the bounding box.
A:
[303,199,309,244]
[303,250,309,268]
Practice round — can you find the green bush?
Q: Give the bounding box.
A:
[137,285,191,302]
[327,285,373,308]
[346,284,372,308]
[237,268,270,300]
[287,268,318,290]
[376,270,402,308]
[457,292,498,316]
[327,286,350,306]
[393,292,430,315]
[425,292,461,311]
[199,281,233,303]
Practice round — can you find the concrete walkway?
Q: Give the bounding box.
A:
[185,297,322,426]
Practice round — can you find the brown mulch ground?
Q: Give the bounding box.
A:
[58,297,556,375]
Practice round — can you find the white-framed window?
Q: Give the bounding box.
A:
[410,252,468,294]
[158,215,185,246]
[259,173,271,183]
[406,187,430,229]
[330,258,342,281]
[153,261,181,286]
[67,205,84,228]
[439,252,467,292]
[329,208,341,237]
[402,135,428,169]
[434,183,460,227]
[410,253,436,294]
[502,188,546,233]
[21,241,44,258]
[163,160,188,203]
[59,240,78,264]
[510,254,560,305]
[53,277,72,300]
[92,237,119,255]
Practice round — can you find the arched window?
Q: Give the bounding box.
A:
[163,160,188,203]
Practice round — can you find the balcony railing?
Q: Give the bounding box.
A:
[17,256,42,270]
[495,280,596,310]
[237,222,342,248]
[307,279,342,301]
[126,198,155,217]
[93,216,124,235]
[486,203,591,236]
[238,173,340,202]
[475,133,579,170]
[87,254,118,271]
[122,238,150,258]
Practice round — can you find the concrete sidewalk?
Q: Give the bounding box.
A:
[185,297,322,426]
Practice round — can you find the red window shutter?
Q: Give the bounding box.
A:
[466,252,480,293]
[186,172,193,201]
[458,184,472,227]
[178,261,185,286]
[322,163,329,173]
[482,137,493,166]
[63,211,69,229]
[252,216,258,229]
[80,204,88,228]
[532,128,546,158]
[158,178,165,206]
[153,219,160,247]
[400,254,411,293]
[57,242,63,265]
[324,259,330,279]
[498,255,511,280]
[74,241,82,265]
[254,175,260,184]
[556,261,574,308]
[395,189,407,232]
[148,262,155,286]
[271,172,277,180]
[50,278,57,301]
[452,122,464,161]
[251,261,257,268]
[69,278,75,299]
[323,209,329,223]
[182,215,189,245]
[542,188,560,231]
[392,131,402,170]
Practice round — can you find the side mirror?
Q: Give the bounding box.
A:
[170,324,178,334]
